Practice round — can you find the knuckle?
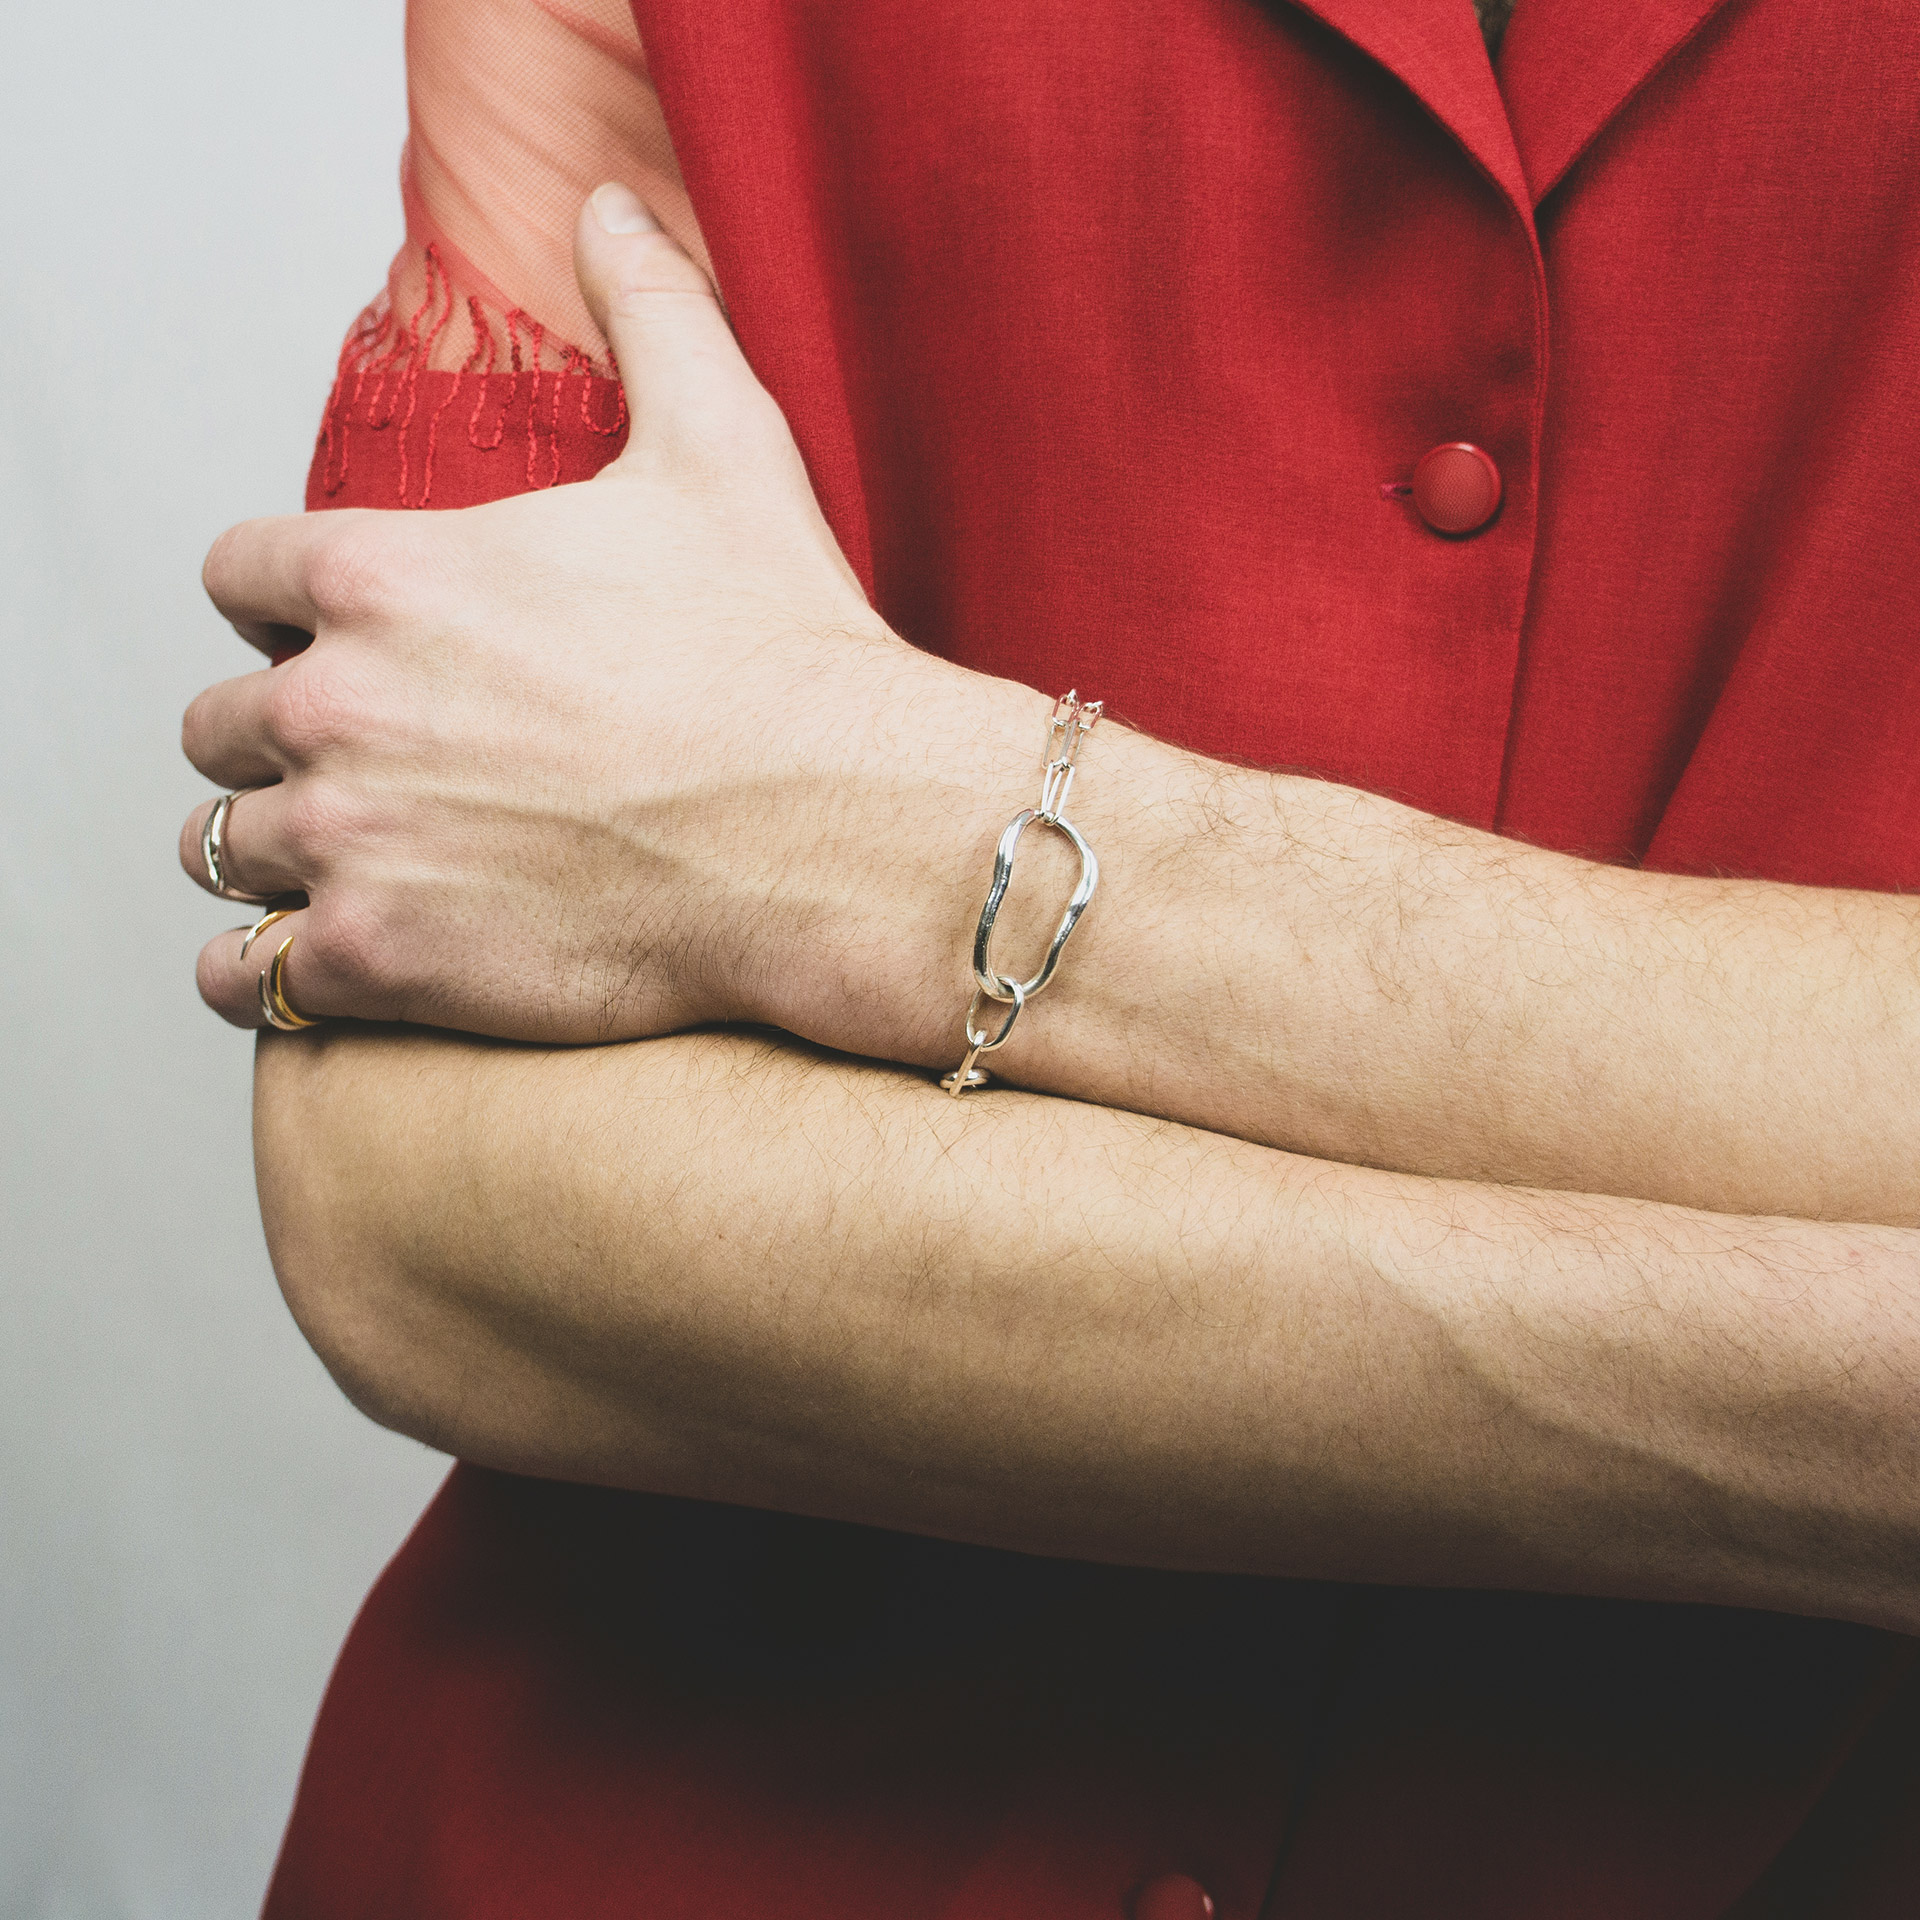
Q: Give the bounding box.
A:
[305,518,404,623]
[201,521,251,604]
[279,780,365,870]
[304,895,389,1003]
[263,661,369,760]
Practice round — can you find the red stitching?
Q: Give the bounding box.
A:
[366,247,442,432]
[542,348,566,487]
[323,253,628,499]
[395,254,458,508]
[578,354,628,438]
[460,296,495,379]
[520,317,553,489]
[470,307,523,451]
[408,369,466,510]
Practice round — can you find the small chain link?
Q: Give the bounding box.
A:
[940,692,1103,1095]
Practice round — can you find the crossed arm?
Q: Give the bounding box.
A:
[200,188,1920,1632]
[256,1018,1919,1634]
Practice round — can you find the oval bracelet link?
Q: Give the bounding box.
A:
[941,691,1101,1097]
[970,810,1100,1006]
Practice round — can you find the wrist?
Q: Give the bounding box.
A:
[733,653,1315,1128]
[850,675,1274,1106]
[725,647,1055,1064]
[1013,732,1292,1114]
[910,685,1254,1095]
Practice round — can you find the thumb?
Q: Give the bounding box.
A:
[574,182,760,446]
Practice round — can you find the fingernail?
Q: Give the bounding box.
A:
[592,183,659,235]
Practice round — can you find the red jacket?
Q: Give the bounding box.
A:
[269,0,1920,1911]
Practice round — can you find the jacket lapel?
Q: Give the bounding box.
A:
[1496,0,1743,202]
[1284,0,1534,216]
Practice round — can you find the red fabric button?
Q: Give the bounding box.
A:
[1410,441,1502,535]
[1132,1873,1216,1920]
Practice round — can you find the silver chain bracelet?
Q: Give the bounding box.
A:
[939,691,1103,1095]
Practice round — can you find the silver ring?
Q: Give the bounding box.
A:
[202,791,271,903]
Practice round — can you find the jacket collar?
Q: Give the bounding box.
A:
[1496,0,1741,201]
[1289,0,1532,213]
[1287,0,1742,211]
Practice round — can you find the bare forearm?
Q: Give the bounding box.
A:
[255,1025,1920,1633]
[1010,747,1920,1223]
[643,680,1920,1226]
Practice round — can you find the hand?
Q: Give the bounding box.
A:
[181,184,1041,1044]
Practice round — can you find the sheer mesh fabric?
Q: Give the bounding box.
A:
[313,0,711,507]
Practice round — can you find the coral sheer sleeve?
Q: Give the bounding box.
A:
[308,0,707,511]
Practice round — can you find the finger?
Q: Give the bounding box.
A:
[203,511,369,656]
[200,903,386,1031]
[197,908,321,1030]
[180,785,306,901]
[573,183,768,446]
[181,667,287,788]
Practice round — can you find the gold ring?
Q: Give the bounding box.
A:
[239,907,298,959]
[257,930,322,1032]
[203,790,272,904]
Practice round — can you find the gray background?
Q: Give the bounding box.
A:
[1,3,451,1912]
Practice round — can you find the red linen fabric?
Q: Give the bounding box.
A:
[266,0,1920,1912]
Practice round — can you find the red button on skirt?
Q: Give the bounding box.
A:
[1411,441,1502,535]
[1132,1872,1217,1920]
